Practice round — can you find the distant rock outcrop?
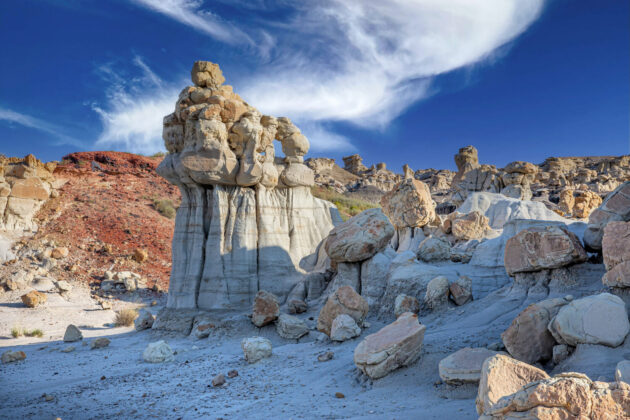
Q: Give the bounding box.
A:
[0,154,58,231]
[156,61,340,310]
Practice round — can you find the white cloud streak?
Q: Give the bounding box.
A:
[0,108,83,147]
[96,0,545,153]
[131,0,253,46]
[92,58,180,154]
[241,0,545,127]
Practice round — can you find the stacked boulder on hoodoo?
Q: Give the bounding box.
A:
[157,61,339,310]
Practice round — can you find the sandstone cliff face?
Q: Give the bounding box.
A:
[157,61,339,310]
[0,154,58,231]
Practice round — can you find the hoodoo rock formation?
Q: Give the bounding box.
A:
[156,61,340,310]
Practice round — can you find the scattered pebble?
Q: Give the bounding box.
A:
[61,346,75,353]
[90,338,110,349]
[317,352,334,362]
[212,373,226,387]
[335,392,345,399]
[227,370,239,378]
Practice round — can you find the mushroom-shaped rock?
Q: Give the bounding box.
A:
[353,312,426,380]
[548,293,630,347]
[504,225,587,276]
[325,208,394,263]
[317,286,368,336]
[476,354,549,415]
[380,178,435,229]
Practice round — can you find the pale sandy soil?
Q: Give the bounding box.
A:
[1,259,624,420]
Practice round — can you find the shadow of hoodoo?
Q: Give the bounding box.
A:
[156,61,340,314]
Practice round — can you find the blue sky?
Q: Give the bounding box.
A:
[0,0,628,171]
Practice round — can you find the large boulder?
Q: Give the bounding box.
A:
[354,312,426,379]
[476,354,549,415]
[241,337,272,363]
[584,181,630,251]
[504,225,587,276]
[416,235,451,263]
[63,325,83,342]
[548,293,630,347]
[317,286,368,336]
[438,347,502,384]
[251,290,280,327]
[380,178,435,228]
[325,208,394,263]
[501,296,570,364]
[450,210,491,241]
[330,314,361,342]
[143,340,174,363]
[424,276,450,310]
[275,314,308,340]
[482,372,630,419]
[602,221,630,287]
[21,290,47,308]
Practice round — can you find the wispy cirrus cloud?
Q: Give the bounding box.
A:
[96,0,545,153]
[130,0,254,46]
[0,108,83,147]
[91,57,181,154]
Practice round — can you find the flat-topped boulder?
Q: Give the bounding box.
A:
[354,312,426,379]
[504,225,587,276]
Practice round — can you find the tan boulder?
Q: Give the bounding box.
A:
[317,286,368,336]
[394,294,419,318]
[133,248,149,263]
[476,354,549,415]
[603,261,630,288]
[449,275,472,306]
[602,221,630,287]
[1,350,26,364]
[584,181,630,251]
[380,178,435,228]
[51,247,69,259]
[602,221,630,271]
[573,190,602,219]
[21,290,47,308]
[504,225,587,276]
[353,312,426,379]
[325,208,394,263]
[191,61,225,89]
[484,372,630,419]
[251,290,280,327]
[501,297,570,364]
[451,210,491,240]
[438,347,502,384]
[424,276,450,310]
